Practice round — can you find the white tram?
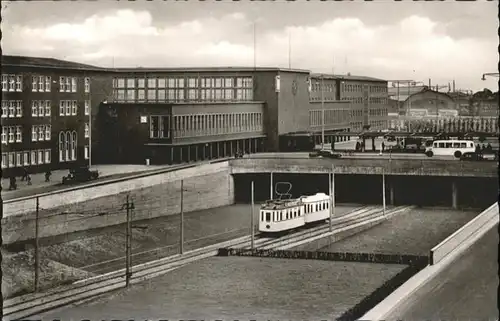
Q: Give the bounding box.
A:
[259,193,331,233]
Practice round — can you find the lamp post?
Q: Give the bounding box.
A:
[321,75,325,150]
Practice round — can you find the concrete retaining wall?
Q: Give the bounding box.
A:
[2,162,235,244]
[229,158,497,177]
[430,202,499,265]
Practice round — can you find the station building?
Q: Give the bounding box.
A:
[1,55,103,178]
[2,55,391,170]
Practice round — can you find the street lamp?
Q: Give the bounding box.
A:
[481,73,499,81]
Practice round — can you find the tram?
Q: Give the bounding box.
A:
[258,193,331,233]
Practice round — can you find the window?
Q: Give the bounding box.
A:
[16,153,22,167]
[60,77,65,92]
[9,101,15,117]
[31,151,37,165]
[138,89,145,101]
[85,123,89,138]
[1,127,7,144]
[45,76,51,92]
[2,100,7,117]
[59,101,65,115]
[188,77,197,88]
[32,76,38,92]
[2,153,7,168]
[158,78,166,88]
[147,78,156,88]
[38,76,44,92]
[45,125,51,140]
[16,101,22,117]
[85,100,90,115]
[44,101,51,116]
[38,150,44,164]
[45,149,51,164]
[65,132,71,160]
[84,145,89,159]
[15,126,22,142]
[2,75,8,91]
[32,126,38,141]
[84,77,90,93]
[116,78,125,88]
[7,127,14,143]
[138,79,145,88]
[453,142,460,148]
[150,116,159,138]
[147,90,156,101]
[8,153,15,167]
[126,78,135,88]
[59,132,65,161]
[9,75,15,91]
[71,100,77,115]
[70,77,76,92]
[66,100,71,115]
[38,100,44,116]
[71,131,77,160]
[23,152,29,165]
[38,126,44,141]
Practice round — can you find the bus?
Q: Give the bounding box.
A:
[425,140,475,158]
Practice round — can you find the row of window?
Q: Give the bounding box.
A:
[340,97,389,104]
[58,131,78,162]
[2,100,23,118]
[369,108,388,117]
[309,109,351,127]
[169,112,263,138]
[113,88,254,103]
[114,76,253,90]
[2,75,91,93]
[1,100,90,118]
[1,75,22,92]
[341,83,387,93]
[32,125,52,142]
[2,126,23,144]
[58,77,91,93]
[310,82,335,93]
[2,149,51,169]
[369,120,387,129]
[262,201,330,223]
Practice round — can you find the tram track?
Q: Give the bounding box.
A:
[4,204,411,320]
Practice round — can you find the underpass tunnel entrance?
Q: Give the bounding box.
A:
[233,173,498,209]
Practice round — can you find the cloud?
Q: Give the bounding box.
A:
[2,9,497,91]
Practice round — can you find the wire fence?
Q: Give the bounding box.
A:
[2,169,258,300]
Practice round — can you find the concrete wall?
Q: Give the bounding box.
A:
[3,162,234,244]
[430,202,499,265]
[229,158,498,177]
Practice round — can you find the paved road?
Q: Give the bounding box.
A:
[2,164,177,201]
[385,226,499,321]
[245,152,464,161]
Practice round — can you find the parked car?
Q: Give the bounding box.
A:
[62,166,99,184]
[460,152,496,161]
[309,149,342,159]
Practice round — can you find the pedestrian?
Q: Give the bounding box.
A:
[9,175,17,190]
[381,141,385,152]
[26,174,32,185]
[355,141,360,151]
[45,170,52,182]
[486,143,493,153]
[21,166,28,181]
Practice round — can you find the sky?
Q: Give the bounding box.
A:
[2,1,498,92]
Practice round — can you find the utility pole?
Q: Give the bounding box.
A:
[331,166,335,226]
[382,168,386,216]
[180,180,184,255]
[34,196,40,292]
[321,75,325,150]
[124,194,134,287]
[251,181,255,249]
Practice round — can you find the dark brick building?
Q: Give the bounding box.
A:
[1,56,107,178]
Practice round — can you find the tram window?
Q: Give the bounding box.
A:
[433,142,438,148]
[326,203,329,209]
[438,143,445,148]
[265,212,271,222]
[280,212,283,221]
[445,142,452,148]
[315,204,318,211]
[453,142,460,148]
[460,143,467,148]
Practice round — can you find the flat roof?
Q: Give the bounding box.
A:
[111,66,311,74]
[1,55,105,71]
[310,73,387,82]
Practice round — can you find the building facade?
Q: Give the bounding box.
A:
[1,56,104,178]
[2,55,391,170]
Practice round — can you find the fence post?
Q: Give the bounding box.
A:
[34,196,40,292]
